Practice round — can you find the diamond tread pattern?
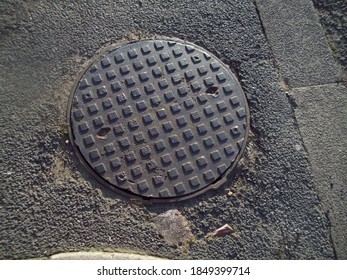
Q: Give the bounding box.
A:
[70,39,248,199]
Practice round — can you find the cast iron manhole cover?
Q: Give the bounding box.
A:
[68,38,249,202]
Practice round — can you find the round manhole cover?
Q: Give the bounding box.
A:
[68,38,249,202]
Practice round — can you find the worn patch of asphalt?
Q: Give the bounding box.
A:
[0,0,334,259]
[313,0,347,81]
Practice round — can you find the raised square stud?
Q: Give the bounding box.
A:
[88,104,98,114]
[175,148,186,159]
[210,118,221,129]
[155,140,165,151]
[84,135,95,146]
[110,158,121,169]
[153,176,164,186]
[104,143,115,154]
[125,77,135,87]
[217,132,228,142]
[224,145,235,156]
[152,67,162,77]
[108,111,119,122]
[237,108,246,118]
[102,99,113,109]
[164,91,175,101]
[197,124,207,135]
[134,133,145,143]
[217,101,227,111]
[162,121,173,132]
[147,56,157,66]
[79,78,89,89]
[161,154,172,165]
[204,106,214,116]
[197,94,207,104]
[78,123,89,132]
[183,129,194,140]
[128,49,138,59]
[125,151,136,162]
[139,72,149,82]
[178,58,188,68]
[230,126,241,137]
[216,72,226,82]
[114,53,124,63]
[140,146,151,157]
[89,150,100,161]
[185,70,195,80]
[176,116,187,127]
[101,57,111,68]
[172,48,183,57]
[131,166,143,177]
[122,106,133,116]
[190,111,200,122]
[203,137,214,147]
[203,170,215,181]
[174,183,185,194]
[217,164,228,175]
[197,65,207,75]
[177,86,188,96]
[120,65,130,75]
[165,63,175,73]
[111,81,122,92]
[133,60,144,70]
[156,108,167,119]
[196,157,207,168]
[146,160,158,171]
[184,98,194,108]
[204,77,214,86]
[137,180,149,192]
[93,116,104,127]
[141,45,151,54]
[168,168,179,179]
[210,61,220,71]
[148,127,159,137]
[170,103,181,114]
[136,101,147,111]
[73,109,84,120]
[150,96,161,106]
[189,176,200,188]
[144,83,155,94]
[169,135,180,146]
[128,120,139,130]
[210,150,222,161]
[113,124,124,135]
[106,70,116,80]
[189,143,200,153]
[182,162,193,174]
[142,113,153,124]
[119,138,130,148]
[131,88,141,99]
[92,74,102,84]
[117,93,127,103]
[223,84,233,95]
[95,163,106,174]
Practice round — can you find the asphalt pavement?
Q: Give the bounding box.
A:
[0,0,345,259]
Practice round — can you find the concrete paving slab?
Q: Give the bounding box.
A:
[292,83,347,259]
[313,0,347,81]
[255,0,339,88]
[49,251,163,260]
[0,0,335,259]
